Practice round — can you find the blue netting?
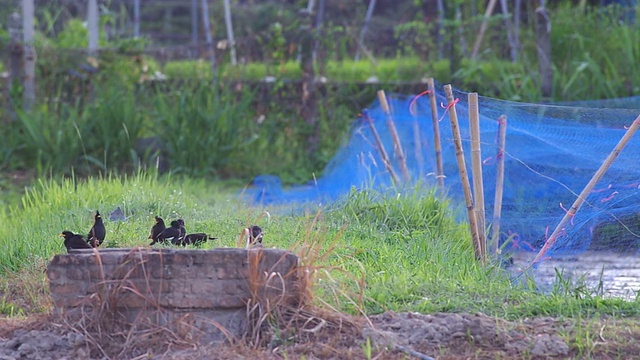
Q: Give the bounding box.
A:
[244,84,640,256]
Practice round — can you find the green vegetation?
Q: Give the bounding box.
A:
[0,173,638,320]
[1,2,639,357]
[2,79,360,183]
[0,2,638,183]
[154,3,640,103]
[551,4,640,101]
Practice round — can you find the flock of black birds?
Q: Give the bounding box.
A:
[59,211,264,253]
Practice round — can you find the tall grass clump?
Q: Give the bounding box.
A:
[550,3,640,100]
[13,81,147,175]
[324,187,501,313]
[150,82,260,176]
[7,79,267,178]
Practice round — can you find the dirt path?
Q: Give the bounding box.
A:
[1,311,639,359]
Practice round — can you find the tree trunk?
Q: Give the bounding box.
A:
[354,0,376,61]
[536,5,552,98]
[299,9,319,161]
[223,0,237,66]
[201,0,217,87]
[22,0,35,111]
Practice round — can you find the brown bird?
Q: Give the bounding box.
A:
[60,231,92,252]
[148,216,166,245]
[87,210,106,248]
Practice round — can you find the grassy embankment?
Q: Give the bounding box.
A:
[1,172,638,321]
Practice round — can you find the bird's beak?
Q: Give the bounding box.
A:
[58,233,64,237]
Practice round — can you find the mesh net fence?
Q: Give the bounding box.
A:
[246,82,640,257]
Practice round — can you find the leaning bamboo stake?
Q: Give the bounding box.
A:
[362,110,401,184]
[532,114,640,264]
[491,115,507,257]
[427,78,445,192]
[444,85,482,261]
[377,90,410,182]
[468,93,487,260]
[471,0,499,60]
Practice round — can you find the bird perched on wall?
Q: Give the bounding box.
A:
[181,233,217,247]
[176,219,187,244]
[60,231,92,252]
[156,220,182,245]
[241,225,264,248]
[87,210,106,248]
[148,216,166,246]
[171,219,215,246]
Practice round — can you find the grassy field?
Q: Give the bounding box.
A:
[1,172,640,358]
[1,171,638,319]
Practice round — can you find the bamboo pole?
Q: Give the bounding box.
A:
[455,5,467,55]
[491,115,507,257]
[362,110,401,184]
[427,78,445,192]
[536,5,552,98]
[134,0,140,38]
[532,114,640,264]
[191,0,199,57]
[223,0,237,66]
[499,0,519,62]
[470,0,498,60]
[377,90,410,182]
[444,85,482,260]
[354,0,377,61]
[436,0,445,59]
[191,0,198,41]
[87,0,99,54]
[201,0,217,87]
[469,93,487,260]
[312,0,326,62]
[22,0,35,111]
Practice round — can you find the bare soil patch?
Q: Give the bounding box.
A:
[1,310,639,359]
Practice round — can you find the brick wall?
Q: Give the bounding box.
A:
[46,247,300,343]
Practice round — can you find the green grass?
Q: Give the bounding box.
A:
[550,3,640,101]
[0,172,638,320]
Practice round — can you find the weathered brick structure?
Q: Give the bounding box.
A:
[46,247,300,343]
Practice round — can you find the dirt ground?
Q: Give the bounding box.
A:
[1,310,639,360]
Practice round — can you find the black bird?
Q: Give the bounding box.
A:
[148,216,166,246]
[181,233,217,246]
[176,219,187,244]
[87,210,106,248]
[244,225,264,248]
[60,231,92,252]
[156,220,181,245]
